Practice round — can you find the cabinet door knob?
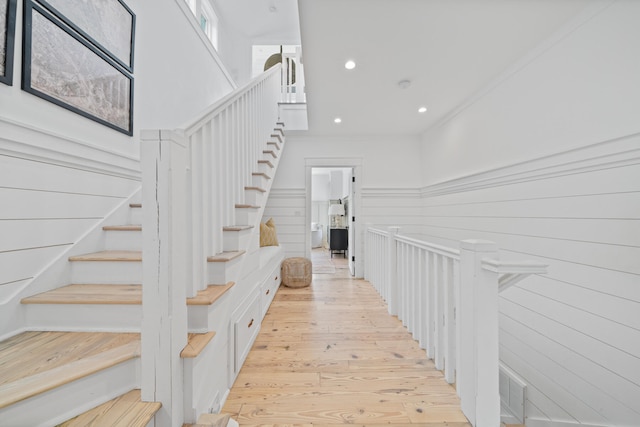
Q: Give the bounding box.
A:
[266,289,270,295]
[248,318,254,328]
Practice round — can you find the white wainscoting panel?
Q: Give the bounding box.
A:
[419,137,640,426]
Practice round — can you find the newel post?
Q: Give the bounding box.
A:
[458,240,500,427]
[387,226,400,316]
[141,130,189,427]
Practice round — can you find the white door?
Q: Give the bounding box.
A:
[348,170,355,276]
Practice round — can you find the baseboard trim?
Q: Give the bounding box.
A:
[527,419,609,427]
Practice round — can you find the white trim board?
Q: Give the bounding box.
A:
[421,132,640,198]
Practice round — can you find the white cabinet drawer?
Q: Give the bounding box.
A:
[261,265,280,317]
[234,294,261,372]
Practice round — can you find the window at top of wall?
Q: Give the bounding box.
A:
[200,0,219,50]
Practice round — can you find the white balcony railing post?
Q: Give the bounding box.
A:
[458,239,500,427]
[387,226,400,316]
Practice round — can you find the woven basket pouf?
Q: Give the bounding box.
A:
[281,257,312,288]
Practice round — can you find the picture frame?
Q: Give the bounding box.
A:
[36,0,135,72]
[1,0,17,85]
[22,0,133,135]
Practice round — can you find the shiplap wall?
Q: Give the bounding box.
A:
[419,137,640,425]
[0,118,141,337]
[419,2,640,425]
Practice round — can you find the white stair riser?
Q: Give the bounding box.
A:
[105,230,142,251]
[129,208,143,224]
[0,358,139,427]
[244,190,264,206]
[252,174,270,188]
[71,261,141,284]
[24,304,142,332]
[188,289,234,332]
[208,259,242,284]
[235,208,258,226]
[183,341,230,423]
[223,229,253,252]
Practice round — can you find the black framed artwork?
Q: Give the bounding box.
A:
[1,0,17,85]
[22,0,133,135]
[37,0,135,72]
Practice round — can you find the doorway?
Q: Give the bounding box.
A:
[305,159,362,278]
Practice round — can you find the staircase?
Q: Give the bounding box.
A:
[0,64,285,426]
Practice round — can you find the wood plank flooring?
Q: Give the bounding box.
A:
[222,249,470,426]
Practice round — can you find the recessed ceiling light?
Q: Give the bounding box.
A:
[344,60,356,70]
[418,106,428,113]
[334,117,342,124]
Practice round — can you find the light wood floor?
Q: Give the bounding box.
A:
[222,249,470,426]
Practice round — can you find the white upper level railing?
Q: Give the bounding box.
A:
[281,47,305,103]
[140,65,281,425]
[365,226,547,427]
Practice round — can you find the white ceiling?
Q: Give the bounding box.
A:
[217,0,601,137]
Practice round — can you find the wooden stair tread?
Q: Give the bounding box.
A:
[0,331,140,409]
[257,159,274,168]
[180,332,217,358]
[234,204,259,209]
[69,250,142,262]
[207,251,245,263]
[244,186,266,192]
[129,203,142,208]
[187,282,235,306]
[21,284,142,305]
[58,389,161,427]
[263,150,277,158]
[222,225,254,231]
[251,172,271,179]
[103,224,142,231]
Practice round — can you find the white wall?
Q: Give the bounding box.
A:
[264,135,422,260]
[420,2,640,425]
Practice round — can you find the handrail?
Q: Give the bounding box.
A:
[181,65,281,133]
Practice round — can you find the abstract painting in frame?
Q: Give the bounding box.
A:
[1,0,17,85]
[22,1,133,135]
[37,0,135,72]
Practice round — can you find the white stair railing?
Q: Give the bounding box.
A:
[364,227,547,427]
[140,64,281,425]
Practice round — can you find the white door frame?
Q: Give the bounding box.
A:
[305,158,363,278]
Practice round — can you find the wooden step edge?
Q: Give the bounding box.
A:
[234,204,260,209]
[187,281,235,306]
[257,159,274,168]
[222,225,254,232]
[251,172,272,179]
[103,225,142,231]
[207,250,245,263]
[58,389,161,427]
[266,141,281,150]
[262,150,277,159]
[276,121,285,127]
[180,331,217,358]
[69,250,142,262]
[0,340,141,410]
[129,203,142,208]
[244,186,266,193]
[21,284,142,305]
[270,133,283,143]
